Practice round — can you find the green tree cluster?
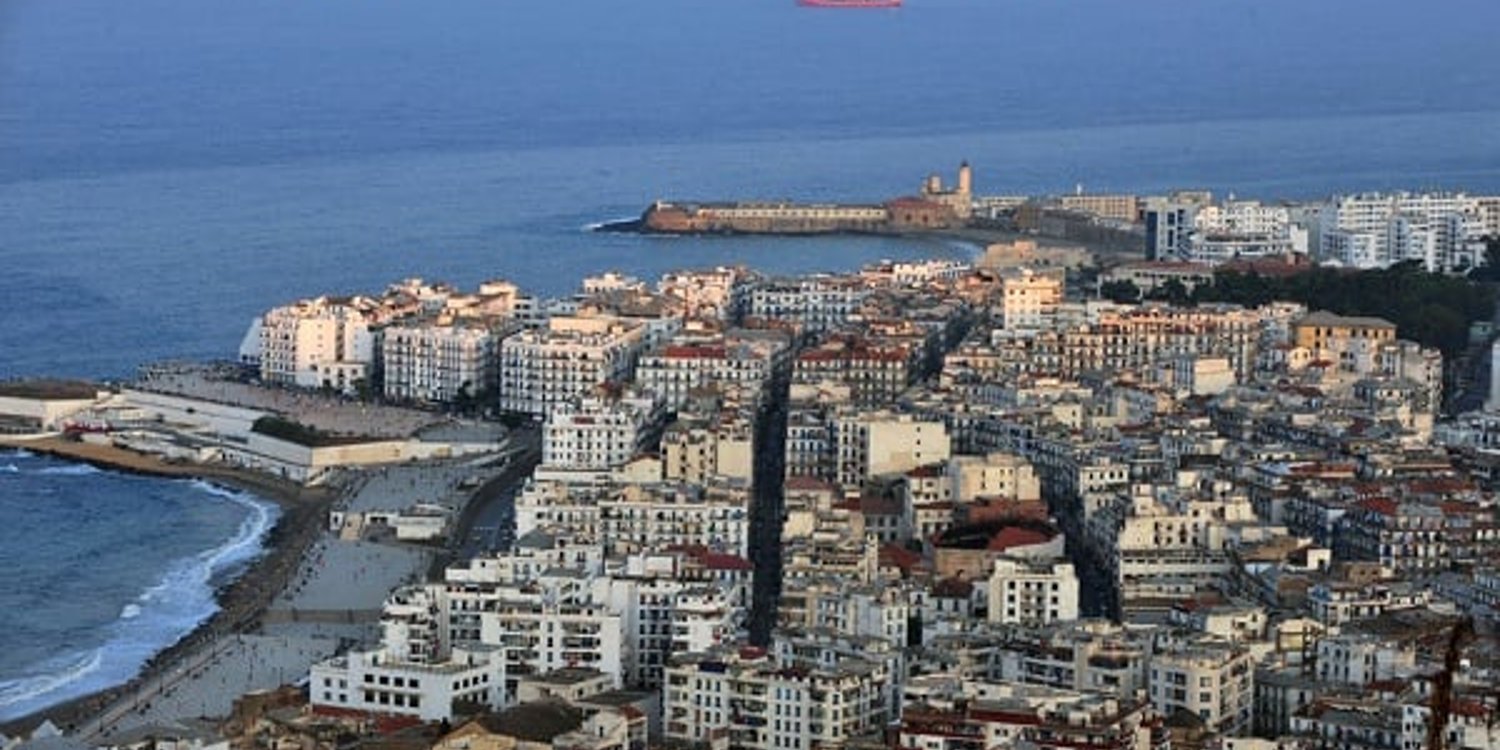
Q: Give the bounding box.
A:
[251,415,363,447]
[1191,262,1493,357]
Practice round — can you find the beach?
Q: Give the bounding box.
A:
[0,437,333,737]
[0,434,494,739]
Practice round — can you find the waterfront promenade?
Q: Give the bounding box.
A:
[0,428,516,739]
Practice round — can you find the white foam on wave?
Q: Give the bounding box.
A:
[0,652,104,715]
[0,464,17,474]
[0,481,280,722]
[37,464,101,477]
[581,216,638,232]
[4,449,35,459]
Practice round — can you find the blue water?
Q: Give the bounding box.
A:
[2,0,1499,379]
[0,450,278,721]
[2,0,1499,719]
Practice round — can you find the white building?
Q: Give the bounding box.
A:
[1320,191,1486,271]
[498,316,647,417]
[308,644,505,722]
[635,330,789,411]
[986,557,1080,626]
[664,646,889,750]
[599,483,752,558]
[381,320,499,404]
[514,480,752,558]
[1142,192,1214,261]
[541,388,662,472]
[256,297,376,393]
[1085,486,1260,608]
[745,275,870,335]
[1190,200,1297,264]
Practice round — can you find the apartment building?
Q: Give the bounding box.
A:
[657,266,753,322]
[1085,488,1260,611]
[308,644,506,722]
[987,557,1080,626]
[636,329,789,410]
[834,411,952,490]
[1319,192,1486,271]
[599,483,753,558]
[1148,637,1254,735]
[381,320,499,404]
[899,679,1161,750]
[664,646,889,750]
[997,268,1064,332]
[793,335,916,406]
[256,297,376,393]
[498,316,647,417]
[1059,193,1140,223]
[661,407,754,485]
[541,388,663,472]
[745,275,870,335]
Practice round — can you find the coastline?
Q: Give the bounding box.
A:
[0,437,334,736]
[591,217,1145,264]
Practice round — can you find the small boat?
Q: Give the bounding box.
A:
[798,0,902,7]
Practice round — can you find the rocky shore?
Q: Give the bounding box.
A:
[0,437,336,737]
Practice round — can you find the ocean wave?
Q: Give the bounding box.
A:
[36,464,101,477]
[582,216,639,232]
[3,449,35,459]
[0,651,104,719]
[186,481,280,580]
[0,483,280,722]
[0,464,17,473]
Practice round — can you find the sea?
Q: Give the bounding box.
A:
[0,450,278,721]
[1,0,1499,721]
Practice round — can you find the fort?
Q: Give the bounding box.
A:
[609,162,975,235]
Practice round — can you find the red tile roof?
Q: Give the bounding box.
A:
[986,526,1053,552]
[880,544,924,572]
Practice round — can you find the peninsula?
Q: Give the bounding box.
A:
[600,162,975,235]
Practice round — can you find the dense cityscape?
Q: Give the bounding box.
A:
[5,183,1500,750]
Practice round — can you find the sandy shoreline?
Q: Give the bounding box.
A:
[0,436,336,736]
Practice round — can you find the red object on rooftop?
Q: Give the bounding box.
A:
[985,526,1052,552]
[799,0,901,6]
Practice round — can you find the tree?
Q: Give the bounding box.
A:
[1099,280,1141,303]
[1148,278,1192,306]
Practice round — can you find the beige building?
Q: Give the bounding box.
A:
[255,297,376,393]
[661,411,753,485]
[1291,310,1396,356]
[1148,638,1254,735]
[835,411,951,490]
[657,266,751,321]
[997,268,1064,331]
[948,452,1042,503]
[1059,193,1140,223]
